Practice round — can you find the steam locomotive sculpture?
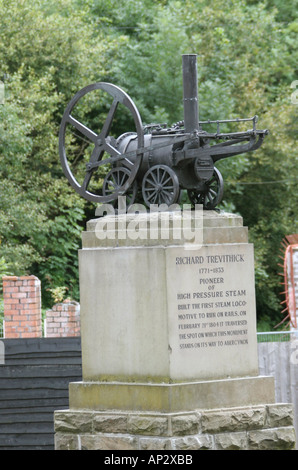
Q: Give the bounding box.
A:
[59,54,268,210]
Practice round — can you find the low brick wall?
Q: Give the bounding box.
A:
[45,300,80,338]
[54,404,296,450]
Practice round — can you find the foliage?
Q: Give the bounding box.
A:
[0,0,297,327]
[47,286,69,304]
[0,0,114,305]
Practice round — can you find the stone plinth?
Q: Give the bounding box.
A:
[78,211,258,383]
[68,376,275,413]
[54,210,296,450]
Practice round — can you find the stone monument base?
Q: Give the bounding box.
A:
[54,375,296,450]
[54,402,295,450]
[54,210,296,450]
[55,375,296,450]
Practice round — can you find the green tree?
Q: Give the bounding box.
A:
[0,0,115,305]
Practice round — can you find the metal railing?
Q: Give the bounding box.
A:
[257,331,298,343]
[199,115,259,134]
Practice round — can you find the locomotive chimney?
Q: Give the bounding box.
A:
[182,54,199,133]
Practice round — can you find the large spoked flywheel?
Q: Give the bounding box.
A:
[59,82,144,204]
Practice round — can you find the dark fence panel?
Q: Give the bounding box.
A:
[2,338,297,450]
[0,337,82,450]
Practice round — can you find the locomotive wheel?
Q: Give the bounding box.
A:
[102,167,138,207]
[142,165,180,207]
[188,168,224,210]
[59,82,144,204]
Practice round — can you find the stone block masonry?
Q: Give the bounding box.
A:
[45,300,80,338]
[54,403,296,450]
[3,275,42,338]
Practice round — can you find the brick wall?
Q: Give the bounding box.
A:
[45,300,80,337]
[3,275,42,338]
[2,276,81,338]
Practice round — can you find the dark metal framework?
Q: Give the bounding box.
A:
[59,54,268,210]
